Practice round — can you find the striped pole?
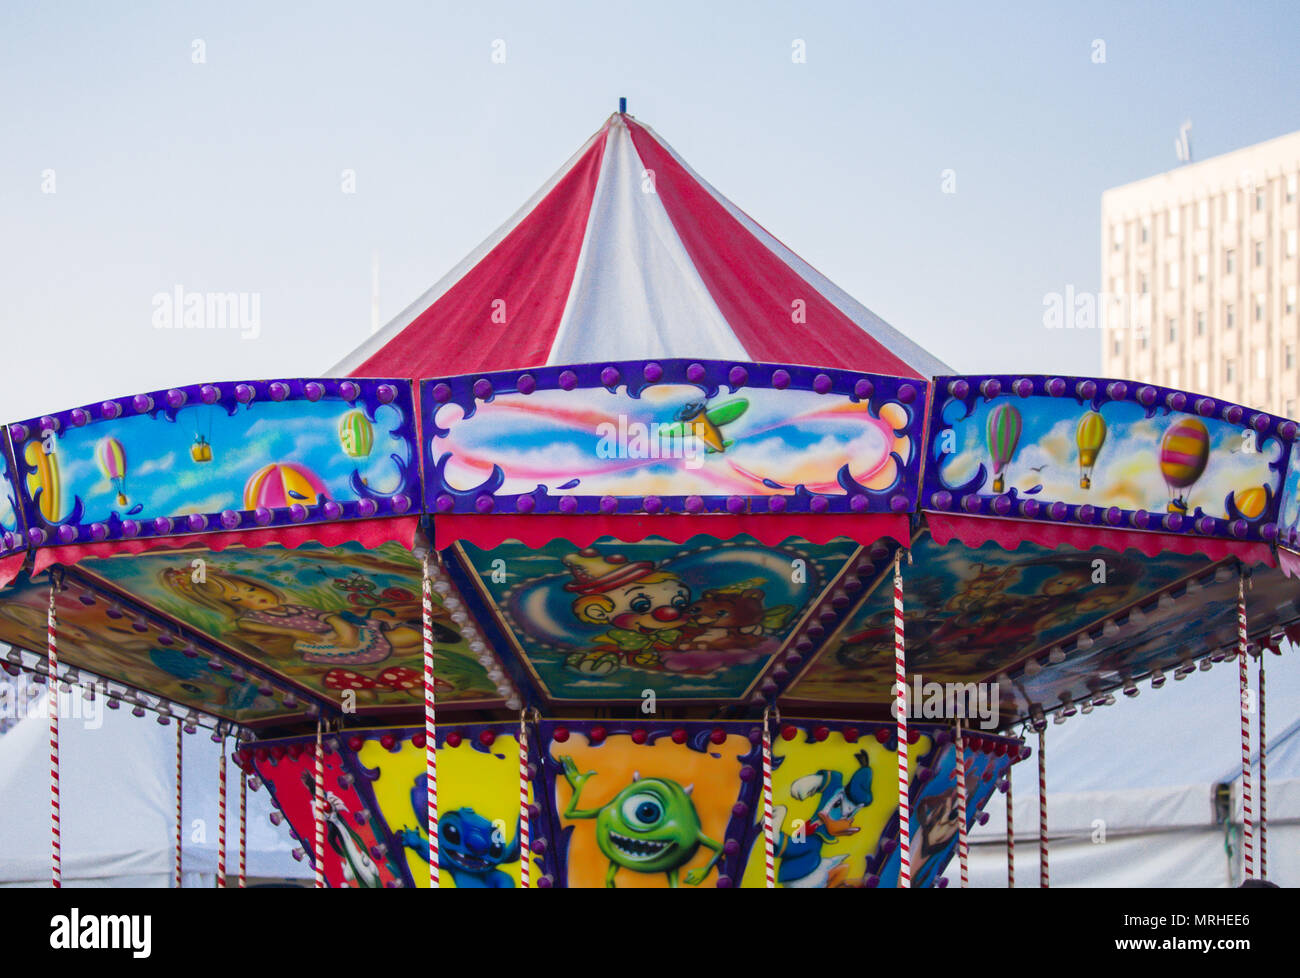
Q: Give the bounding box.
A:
[217,737,227,888]
[1038,727,1048,888]
[761,710,775,888]
[955,718,968,888]
[175,723,183,888]
[422,554,440,888]
[239,767,247,889]
[1005,769,1014,888]
[48,577,60,889]
[1237,574,1253,880]
[518,713,530,889]
[894,555,910,888]
[314,721,326,888]
[1258,654,1267,880]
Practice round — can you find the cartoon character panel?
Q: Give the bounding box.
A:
[538,721,758,887]
[0,437,24,557]
[739,722,933,888]
[425,361,924,514]
[926,376,1289,540]
[82,541,506,710]
[8,378,418,547]
[785,532,1209,706]
[459,534,860,702]
[355,725,539,888]
[244,737,405,888]
[0,571,288,723]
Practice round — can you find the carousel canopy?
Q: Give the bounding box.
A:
[331,111,950,381]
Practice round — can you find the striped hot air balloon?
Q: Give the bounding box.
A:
[23,440,61,523]
[1076,411,1107,489]
[96,436,129,506]
[986,402,1022,493]
[243,462,329,510]
[1158,417,1210,513]
[338,410,374,459]
[1232,486,1268,520]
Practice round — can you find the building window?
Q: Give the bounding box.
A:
[1196,311,1206,335]
[1167,318,1177,342]
[1226,304,1236,329]
[1288,285,1297,316]
[1289,399,1297,417]
[1139,272,1149,295]
[1198,199,1209,227]
[1139,332,1148,351]
[1287,345,1295,370]
[1287,229,1297,259]
[1196,253,1208,282]
[1228,194,1239,221]
[1226,360,1235,383]
[1112,224,1124,251]
[1255,241,1265,267]
[1256,190,1266,212]
[1225,249,1236,274]
[1256,295,1266,323]
[1113,338,1121,356]
[1141,220,1150,244]
[1288,174,1297,204]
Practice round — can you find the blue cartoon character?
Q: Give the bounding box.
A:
[772,749,873,888]
[395,774,520,887]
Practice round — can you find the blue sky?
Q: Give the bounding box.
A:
[2,1,1298,422]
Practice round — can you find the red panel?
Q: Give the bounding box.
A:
[625,119,923,379]
[32,517,420,574]
[348,132,609,379]
[926,512,1275,566]
[0,553,24,588]
[434,512,910,550]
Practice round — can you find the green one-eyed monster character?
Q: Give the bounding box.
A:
[559,755,724,888]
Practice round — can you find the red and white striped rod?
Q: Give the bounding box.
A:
[1237,575,1253,880]
[48,577,61,889]
[955,719,968,888]
[239,767,247,889]
[314,721,326,888]
[518,714,530,889]
[1005,769,1015,888]
[422,554,440,888]
[894,555,910,888]
[1258,654,1267,880]
[761,710,775,888]
[217,737,227,888]
[1038,727,1048,888]
[175,723,183,888]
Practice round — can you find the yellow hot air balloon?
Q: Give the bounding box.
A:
[24,440,62,523]
[1076,411,1107,489]
[1233,486,1268,520]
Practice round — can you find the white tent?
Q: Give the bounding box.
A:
[0,685,310,887]
[969,651,1300,887]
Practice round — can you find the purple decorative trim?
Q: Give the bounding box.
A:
[421,359,927,516]
[922,373,1295,547]
[8,377,419,549]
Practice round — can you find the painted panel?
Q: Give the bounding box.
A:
[786,532,1207,705]
[0,435,23,558]
[8,378,418,547]
[0,571,287,722]
[83,541,506,710]
[424,360,925,514]
[925,375,1291,542]
[461,534,860,702]
[538,721,758,888]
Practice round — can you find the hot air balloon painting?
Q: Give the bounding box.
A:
[191,434,213,463]
[243,463,329,510]
[96,436,129,506]
[338,410,375,459]
[1158,418,1210,514]
[1076,411,1107,490]
[1231,486,1268,520]
[986,403,1022,493]
[23,441,61,523]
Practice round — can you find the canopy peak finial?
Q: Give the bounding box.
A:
[618,97,627,114]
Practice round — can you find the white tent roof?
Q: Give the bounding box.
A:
[0,688,308,886]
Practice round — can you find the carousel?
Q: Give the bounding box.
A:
[0,106,1292,888]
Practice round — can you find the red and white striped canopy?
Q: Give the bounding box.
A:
[333,112,948,381]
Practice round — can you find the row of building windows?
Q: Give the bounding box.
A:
[1112,174,1300,249]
